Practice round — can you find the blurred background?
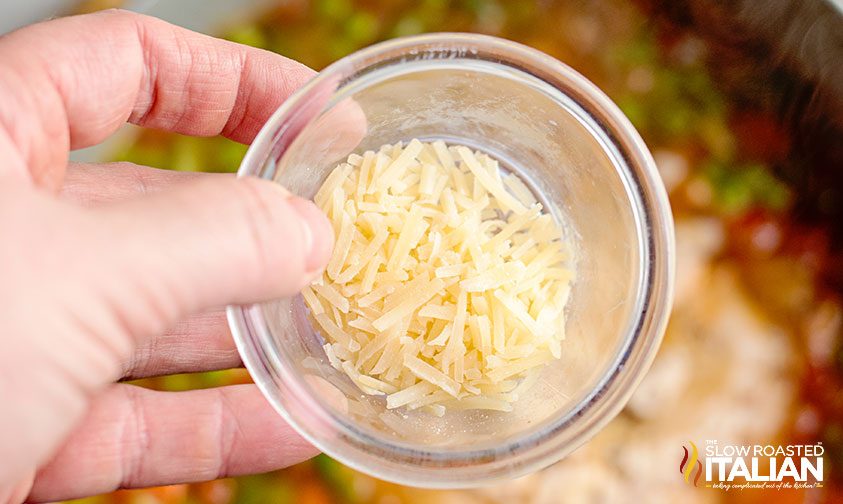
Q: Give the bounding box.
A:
[4,0,843,502]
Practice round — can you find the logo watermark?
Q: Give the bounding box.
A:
[680,441,703,487]
[679,440,824,490]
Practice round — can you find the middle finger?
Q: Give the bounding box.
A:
[122,308,240,380]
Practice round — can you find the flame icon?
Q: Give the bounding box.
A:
[680,441,703,486]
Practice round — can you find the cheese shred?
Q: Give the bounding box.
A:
[304,140,575,413]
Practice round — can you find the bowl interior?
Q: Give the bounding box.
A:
[253,58,645,453]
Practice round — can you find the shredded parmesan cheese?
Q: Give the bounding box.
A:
[304,140,575,413]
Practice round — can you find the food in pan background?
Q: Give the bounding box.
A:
[65,0,843,502]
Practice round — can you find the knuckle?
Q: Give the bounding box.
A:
[120,386,151,488]
[214,389,239,478]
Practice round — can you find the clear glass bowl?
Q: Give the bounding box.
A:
[228,33,674,487]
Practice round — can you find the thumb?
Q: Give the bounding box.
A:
[0,175,332,486]
[93,175,333,340]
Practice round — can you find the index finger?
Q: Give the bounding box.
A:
[0,9,314,188]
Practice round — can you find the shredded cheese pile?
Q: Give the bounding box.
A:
[303,139,574,416]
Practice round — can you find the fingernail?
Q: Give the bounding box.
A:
[287,196,334,274]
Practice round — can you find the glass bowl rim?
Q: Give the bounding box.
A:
[228,32,675,487]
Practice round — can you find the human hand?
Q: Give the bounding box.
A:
[0,10,334,503]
